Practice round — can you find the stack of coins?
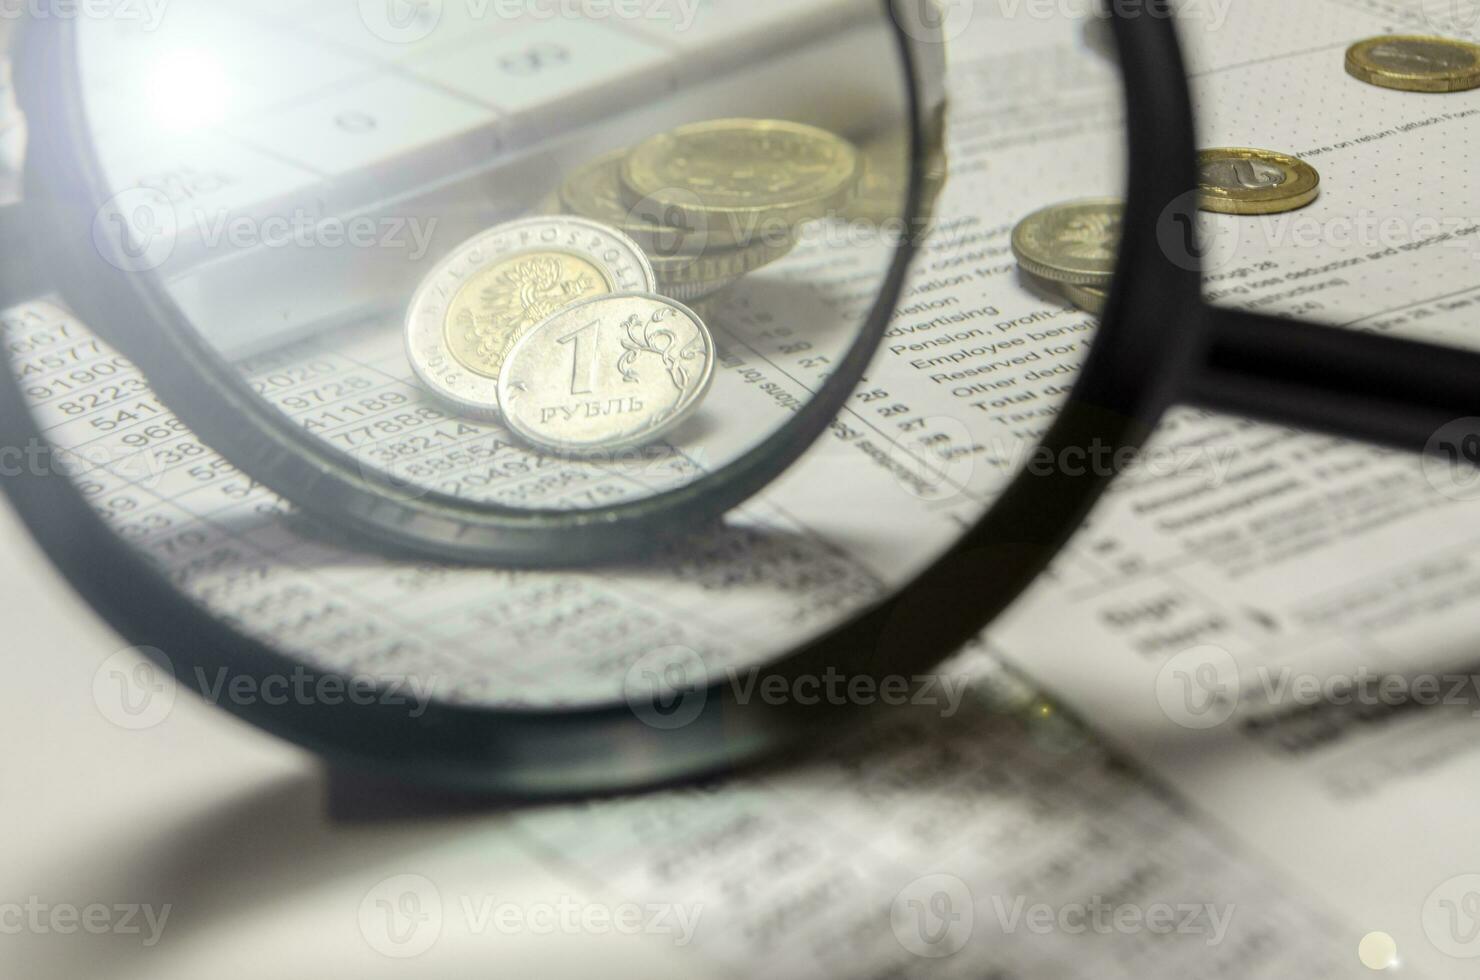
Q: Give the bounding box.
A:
[404,214,714,456]
[1011,198,1122,316]
[1345,34,1480,93]
[552,118,863,302]
[404,118,888,455]
[1012,148,1319,316]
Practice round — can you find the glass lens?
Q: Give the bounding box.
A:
[79,1,919,513]
[13,2,1124,712]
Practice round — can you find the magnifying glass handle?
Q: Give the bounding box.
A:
[1187,307,1480,458]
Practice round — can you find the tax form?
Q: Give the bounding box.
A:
[988,1,1480,978]
[0,0,1469,976]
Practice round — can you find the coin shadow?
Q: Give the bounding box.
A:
[663,408,720,451]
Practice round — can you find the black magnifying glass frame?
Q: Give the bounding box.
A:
[1,3,1472,796]
[0,3,1202,795]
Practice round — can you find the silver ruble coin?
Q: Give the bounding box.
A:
[497,293,715,456]
[405,216,656,419]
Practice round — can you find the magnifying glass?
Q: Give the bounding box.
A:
[13,0,953,567]
[1,0,1478,795]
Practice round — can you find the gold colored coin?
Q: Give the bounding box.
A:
[621,118,861,248]
[1197,147,1320,215]
[443,251,610,379]
[1345,34,1480,93]
[559,149,702,254]
[1011,198,1123,286]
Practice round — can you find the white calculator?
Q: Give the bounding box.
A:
[73,0,934,355]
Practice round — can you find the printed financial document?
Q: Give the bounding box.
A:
[991,1,1480,979]
[4,0,1477,976]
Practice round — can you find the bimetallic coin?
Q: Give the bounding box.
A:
[1197,147,1320,215]
[1011,198,1123,286]
[443,251,609,380]
[405,217,656,420]
[1346,35,1480,93]
[498,293,715,457]
[621,118,861,248]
